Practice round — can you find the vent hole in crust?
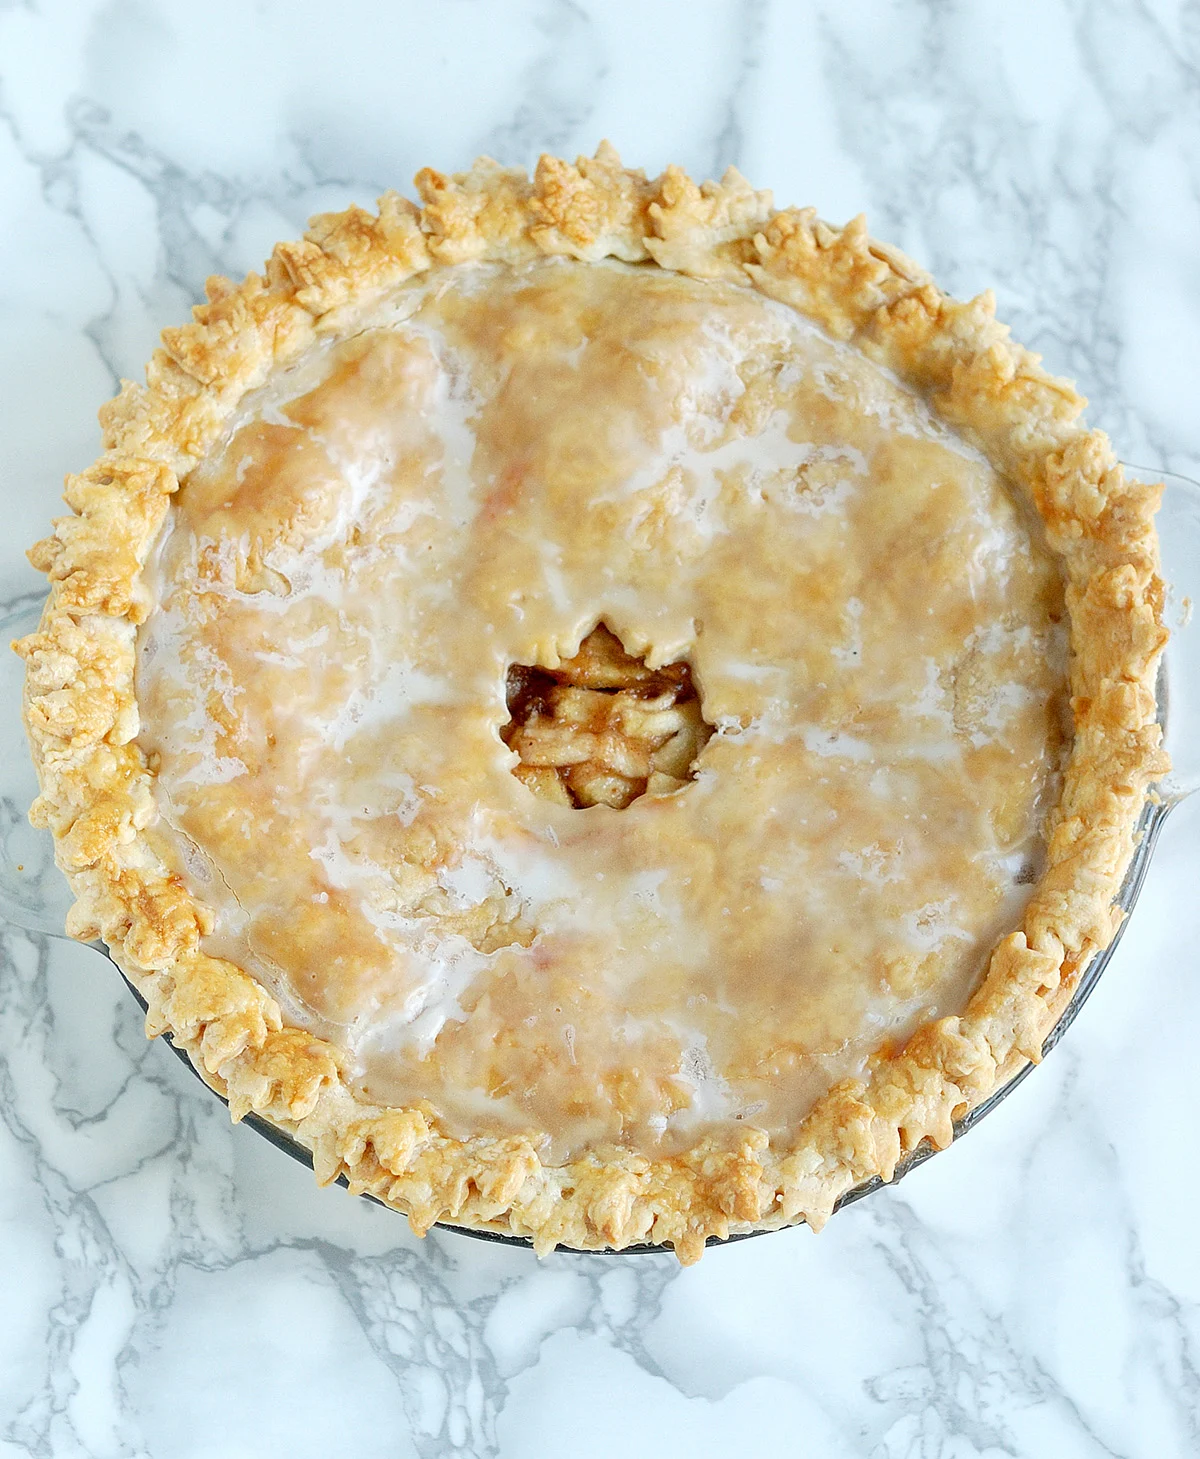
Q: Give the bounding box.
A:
[501,625,714,809]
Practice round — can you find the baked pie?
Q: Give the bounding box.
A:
[18,146,1168,1261]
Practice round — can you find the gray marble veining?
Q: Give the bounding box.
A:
[2,2,1199,1455]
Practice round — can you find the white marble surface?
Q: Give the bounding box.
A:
[2,1,1200,1454]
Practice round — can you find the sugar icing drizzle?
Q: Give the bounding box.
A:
[136,259,1069,1161]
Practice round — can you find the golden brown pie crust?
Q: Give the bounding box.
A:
[17,145,1168,1262]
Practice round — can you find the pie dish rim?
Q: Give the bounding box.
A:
[105,780,1168,1254]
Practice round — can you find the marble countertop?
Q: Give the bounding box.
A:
[3,2,1199,1454]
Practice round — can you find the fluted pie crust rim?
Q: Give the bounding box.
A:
[17,146,1168,1262]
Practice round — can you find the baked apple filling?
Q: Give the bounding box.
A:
[501,625,713,809]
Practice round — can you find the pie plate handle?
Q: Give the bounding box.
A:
[0,598,81,940]
[1127,464,1200,804]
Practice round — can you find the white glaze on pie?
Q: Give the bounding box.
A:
[135,257,1069,1162]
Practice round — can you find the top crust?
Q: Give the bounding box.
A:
[17,144,1168,1263]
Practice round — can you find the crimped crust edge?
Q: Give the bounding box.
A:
[17,143,1168,1264]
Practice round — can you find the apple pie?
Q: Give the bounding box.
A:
[17,147,1168,1261]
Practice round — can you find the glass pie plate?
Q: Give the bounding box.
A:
[4,466,1199,1255]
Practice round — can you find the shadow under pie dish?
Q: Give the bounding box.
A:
[16,146,1168,1263]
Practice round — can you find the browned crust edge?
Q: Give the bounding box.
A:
[16,143,1168,1263]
